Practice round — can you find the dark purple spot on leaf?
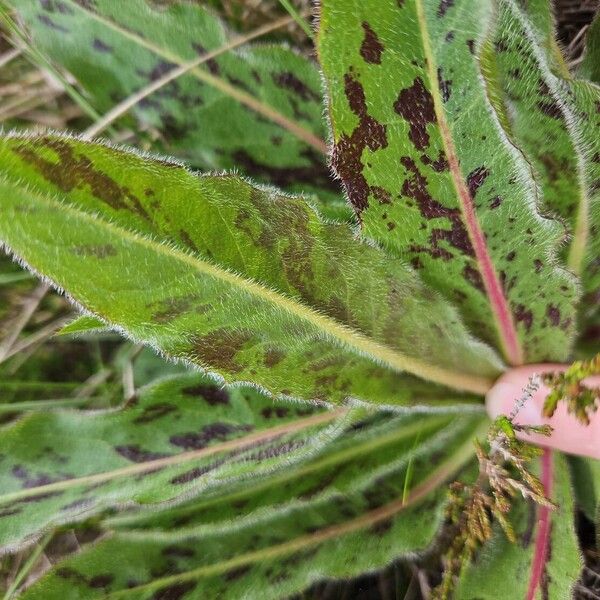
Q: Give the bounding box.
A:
[437,0,454,17]
[437,68,452,102]
[182,384,229,405]
[151,582,196,600]
[394,78,436,151]
[331,73,388,214]
[37,14,69,32]
[89,574,114,589]
[360,22,384,64]
[546,305,560,326]
[463,264,484,291]
[272,72,320,102]
[466,166,489,197]
[514,303,533,332]
[92,38,112,53]
[115,445,169,463]
[169,423,252,450]
[133,403,176,424]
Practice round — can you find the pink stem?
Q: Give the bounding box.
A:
[525,448,553,600]
[439,118,523,366]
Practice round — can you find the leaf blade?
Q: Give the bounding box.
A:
[317,0,579,364]
[0,134,503,401]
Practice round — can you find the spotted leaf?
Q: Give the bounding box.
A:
[483,0,600,344]
[0,133,503,407]
[7,0,351,219]
[318,0,579,365]
[0,372,347,553]
[19,413,486,599]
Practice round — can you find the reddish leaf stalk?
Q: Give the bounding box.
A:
[525,448,553,600]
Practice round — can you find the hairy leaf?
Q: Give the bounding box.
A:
[19,414,486,599]
[0,372,348,553]
[0,133,502,404]
[7,0,350,218]
[579,10,600,85]
[456,452,581,599]
[568,455,600,522]
[57,315,107,336]
[484,0,600,326]
[318,0,578,365]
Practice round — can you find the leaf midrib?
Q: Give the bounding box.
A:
[415,0,524,366]
[4,179,495,395]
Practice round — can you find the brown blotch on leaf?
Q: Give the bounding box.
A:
[261,406,289,419]
[437,67,452,102]
[114,445,169,463]
[194,327,254,373]
[401,156,474,258]
[71,244,117,259]
[37,14,69,32]
[490,195,502,209]
[537,81,563,119]
[12,138,150,220]
[41,0,75,14]
[224,565,252,581]
[272,72,320,102]
[331,72,388,215]
[169,423,252,450]
[132,402,176,424]
[466,166,489,197]
[360,22,384,64]
[151,295,196,323]
[182,384,230,405]
[162,545,195,558]
[232,148,337,194]
[546,305,560,326]
[437,0,455,17]
[534,259,543,273]
[191,43,220,75]
[264,347,285,367]
[394,78,436,151]
[420,150,449,172]
[92,38,112,53]
[370,517,394,535]
[463,264,485,292]
[371,185,392,204]
[179,230,199,253]
[151,581,196,600]
[170,459,225,484]
[513,303,533,332]
[89,574,114,589]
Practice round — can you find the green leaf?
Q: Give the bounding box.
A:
[0,372,348,553]
[579,10,600,84]
[0,133,502,403]
[7,0,350,219]
[456,451,582,599]
[317,0,578,365]
[19,414,487,599]
[483,0,600,336]
[568,455,600,522]
[57,315,107,336]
